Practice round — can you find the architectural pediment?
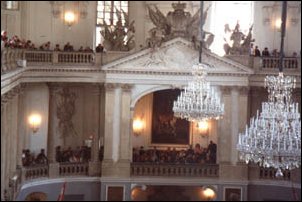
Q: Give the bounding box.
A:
[103,37,254,75]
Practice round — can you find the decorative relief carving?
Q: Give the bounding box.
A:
[55,87,78,138]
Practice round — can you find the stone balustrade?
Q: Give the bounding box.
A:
[261,57,299,69]
[259,167,291,181]
[59,162,89,176]
[24,50,52,63]
[57,52,94,64]
[24,51,95,65]
[131,163,219,177]
[252,56,301,71]
[21,165,49,181]
[1,48,24,74]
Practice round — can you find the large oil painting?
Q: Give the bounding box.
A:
[151,89,190,145]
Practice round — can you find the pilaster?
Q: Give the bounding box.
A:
[230,86,240,165]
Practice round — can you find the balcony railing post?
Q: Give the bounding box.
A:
[53,52,58,64]
[49,163,59,178]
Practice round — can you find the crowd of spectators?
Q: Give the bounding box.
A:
[1,31,103,53]
[21,146,93,167]
[133,141,217,164]
[55,146,91,163]
[249,43,299,58]
[22,149,48,167]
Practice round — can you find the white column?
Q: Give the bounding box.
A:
[119,84,132,162]
[231,87,239,165]
[1,103,7,197]
[103,83,117,163]
[112,86,122,163]
[17,86,26,166]
[91,85,101,163]
[47,84,60,163]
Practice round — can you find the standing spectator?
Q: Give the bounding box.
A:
[35,149,48,165]
[262,47,270,57]
[96,43,104,53]
[54,44,61,51]
[207,141,217,164]
[254,46,261,57]
[249,43,254,56]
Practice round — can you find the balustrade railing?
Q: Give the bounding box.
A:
[131,163,219,177]
[25,51,52,63]
[58,52,94,64]
[21,165,49,181]
[259,167,291,181]
[59,162,89,176]
[261,57,299,69]
[1,48,24,74]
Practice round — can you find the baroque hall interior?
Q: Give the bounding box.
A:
[1,1,301,201]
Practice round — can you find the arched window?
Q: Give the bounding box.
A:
[96,1,128,46]
[209,1,253,56]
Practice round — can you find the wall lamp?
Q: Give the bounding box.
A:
[197,120,209,137]
[133,118,144,136]
[28,113,41,133]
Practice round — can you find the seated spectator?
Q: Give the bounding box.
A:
[96,43,104,53]
[254,46,261,57]
[262,47,270,57]
[78,46,84,52]
[35,149,48,165]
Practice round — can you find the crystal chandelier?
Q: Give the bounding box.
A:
[173,1,224,122]
[237,1,301,176]
[173,63,224,122]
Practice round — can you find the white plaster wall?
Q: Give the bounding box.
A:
[253,1,301,56]
[20,1,96,50]
[24,83,49,155]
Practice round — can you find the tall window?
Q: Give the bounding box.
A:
[96,1,128,46]
[1,1,19,10]
[209,1,253,56]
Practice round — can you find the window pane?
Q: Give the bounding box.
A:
[96,1,129,47]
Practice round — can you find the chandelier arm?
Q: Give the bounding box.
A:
[279,1,287,73]
[199,1,204,64]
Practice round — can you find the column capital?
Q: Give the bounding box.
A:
[220,86,232,95]
[238,86,250,96]
[121,84,133,92]
[104,83,119,91]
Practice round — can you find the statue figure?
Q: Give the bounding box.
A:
[147,2,214,50]
[224,22,255,55]
[100,7,135,51]
[56,87,78,139]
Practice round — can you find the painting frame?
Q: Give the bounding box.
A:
[223,186,242,201]
[106,185,125,201]
[151,89,190,146]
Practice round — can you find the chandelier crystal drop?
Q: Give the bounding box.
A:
[173,63,224,122]
[237,72,301,170]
